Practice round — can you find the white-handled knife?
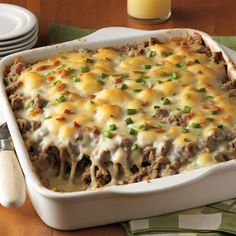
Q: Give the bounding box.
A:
[0,123,26,208]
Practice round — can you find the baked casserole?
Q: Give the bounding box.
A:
[4,34,236,192]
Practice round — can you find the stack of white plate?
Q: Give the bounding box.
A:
[0,4,38,58]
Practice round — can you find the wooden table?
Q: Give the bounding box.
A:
[0,0,236,235]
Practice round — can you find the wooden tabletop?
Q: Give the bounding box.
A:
[0,0,236,235]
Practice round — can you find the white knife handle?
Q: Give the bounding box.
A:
[0,150,26,208]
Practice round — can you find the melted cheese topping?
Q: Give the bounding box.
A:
[11,37,236,192]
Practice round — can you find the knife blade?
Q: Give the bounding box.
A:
[0,123,13,150]
[0,122,26,208]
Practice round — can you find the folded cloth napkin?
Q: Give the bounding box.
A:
[48,23,236,51]
[48,24,236,236]
[122,199,236,236]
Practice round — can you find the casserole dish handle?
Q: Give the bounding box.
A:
[0,149,26,208]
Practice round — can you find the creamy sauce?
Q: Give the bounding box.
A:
[11,37,236,191]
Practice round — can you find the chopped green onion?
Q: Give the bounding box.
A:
[133,70,145,74]
[109,124,117,131]
[196,88,206,93]
[70,76,80,82]
[183,105,191,113]
[207,95,214,99]
[170,72,179,79]
[112,73,129,78]
[129,128,138,136]
[195,59,200,64]
[56,95,66,103]
[135,78,144,83]
[131,143,138,151]
[154,105,160,109]
[133,89,142,93]
[98,79,105,85]
[86,58,94,63]
[184,138,189,142]
[191,123,201,128]
[80,66,90,73]
[44,116,52,120]
[176,62,187,68]
[56,64,66,71]
[211,110,218,115]
[103,131,113,139]
[127,109,137,115]
[217,124,224,129]
[125,117,134,125]
[163,98,171,105]
[146,50,156,58]
[164,51,173,57]
[206,117,214,122]
[101,73,108,78]
[53,80,62,86]
[67,67,75,73]
[121,84,128,90]
[182,128,189,133]
[46,71,55,76]
[161,71,179,79]
[61,55,67,59]
[27,100,35,109]
[144,64,152,69]
[139,124,148,131]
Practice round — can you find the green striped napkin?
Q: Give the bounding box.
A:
[48,24,236,236]
[48,24,236,52]
[122,199,236,236]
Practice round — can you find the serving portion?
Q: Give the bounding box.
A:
[4,34,236,192]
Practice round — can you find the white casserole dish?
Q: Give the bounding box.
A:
[0,27,236,230]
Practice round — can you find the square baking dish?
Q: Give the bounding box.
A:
[0,27,236,230]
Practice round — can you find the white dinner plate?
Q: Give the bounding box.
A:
[0,27,38,51]
[0,24,38,46]
[0,36,38,56]
[0,4,37,41]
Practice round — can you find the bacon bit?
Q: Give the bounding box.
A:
[198,70,203,74]
[56,117,66,122]
[56,83,66,91]
[53,60,60,66]
[88,94,96,99]
[202,104,221,111]
[14,63,25,74]
[183,112,195,120]
[47,76,55,81]
[114,76,124,84]
[36,65,50,71]
[73,121,81,128]
[205,83,213,88]
[60,69,69,78]
[30,107,43,116]
[155,128,165,133]
[84,126,100,135]
[187,61,195,66]
[91,126,100,135]
[64,109,75,115]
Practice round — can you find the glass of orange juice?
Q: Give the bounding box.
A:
[127,0,171,23]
